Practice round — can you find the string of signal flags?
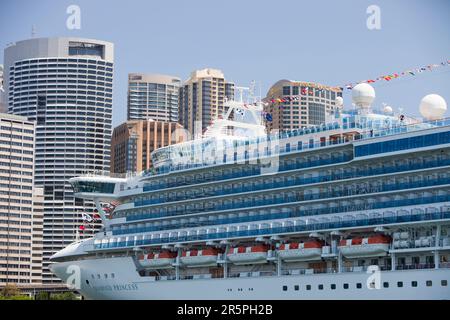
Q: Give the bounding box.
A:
[266,59,450,104]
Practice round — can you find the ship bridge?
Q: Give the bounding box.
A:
[69,176,126,201]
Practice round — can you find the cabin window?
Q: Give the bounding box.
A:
[356,283,362,289]
[397,281,403,288]
[306,285,311,290]
[343,283,349,289]
[383,282,389,288]
[331,284,336,290]
[294,285,299,291]
[411,281,418,287]
[441,280,447,286]
[318,284,324,290]
[111,273,115,279]
[282,286,288,291]
[426,280,432,287]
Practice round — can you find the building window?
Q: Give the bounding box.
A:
[282,86,291,95]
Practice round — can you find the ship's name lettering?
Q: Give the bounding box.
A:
[112,283,138,291]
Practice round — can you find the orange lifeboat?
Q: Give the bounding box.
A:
[227,245,269,265]
[338,235,391,258]
[278,240,323,261]
[138,251,176,269]
[180,248,220,267]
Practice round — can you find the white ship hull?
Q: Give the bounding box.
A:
[50,257,450,300]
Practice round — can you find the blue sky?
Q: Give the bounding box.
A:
[1,0,449,126]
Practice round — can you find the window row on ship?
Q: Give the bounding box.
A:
[142,147,353,193]
[109,188,450,238]
[140,130,450,193]
[117,167,450,222]
[97,198,450,249]
[126,150,450,209]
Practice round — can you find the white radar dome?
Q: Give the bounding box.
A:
[419,94,447,120]
[335,96,344,108]
[352,83,375,108]
[383,105,393,114]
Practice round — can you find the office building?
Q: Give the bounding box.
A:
[127,73,181,122]
[264,80,342,132]
[4,37,114,283]
[111,120,184,174]
[0,113,43,286]
[179,68,234,138]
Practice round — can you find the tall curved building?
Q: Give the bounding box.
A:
[4,37,114,282]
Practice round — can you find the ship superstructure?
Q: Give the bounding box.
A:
[49,84,450,299]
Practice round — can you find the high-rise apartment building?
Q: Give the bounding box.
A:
[0,113,43,286]
[264,80,342,133]
[179,68,234,138]
[127,73,181,122]
[111,120,184,174]
[4,37,114,283]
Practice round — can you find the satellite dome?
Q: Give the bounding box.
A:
[335,96,344,108]
[419,94,447,120]
[383,105,393,114]
[352,83,375,108]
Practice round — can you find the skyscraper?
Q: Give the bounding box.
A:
[0,113,43,286]
[264,80,342,133]
[110,120,183,174]
[4,37,114,283]
[127,73,181,122]
[179,68,234,138]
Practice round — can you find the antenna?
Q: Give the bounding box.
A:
[31,25,36,38]
[235,86,249,103]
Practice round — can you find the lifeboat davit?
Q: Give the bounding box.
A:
[180,248,219,267]
[227,245,269,265]
[338,235,391,258]
[278,240,323,261]
[138,251,176,269]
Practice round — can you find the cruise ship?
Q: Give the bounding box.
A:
[50,83,450,299]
